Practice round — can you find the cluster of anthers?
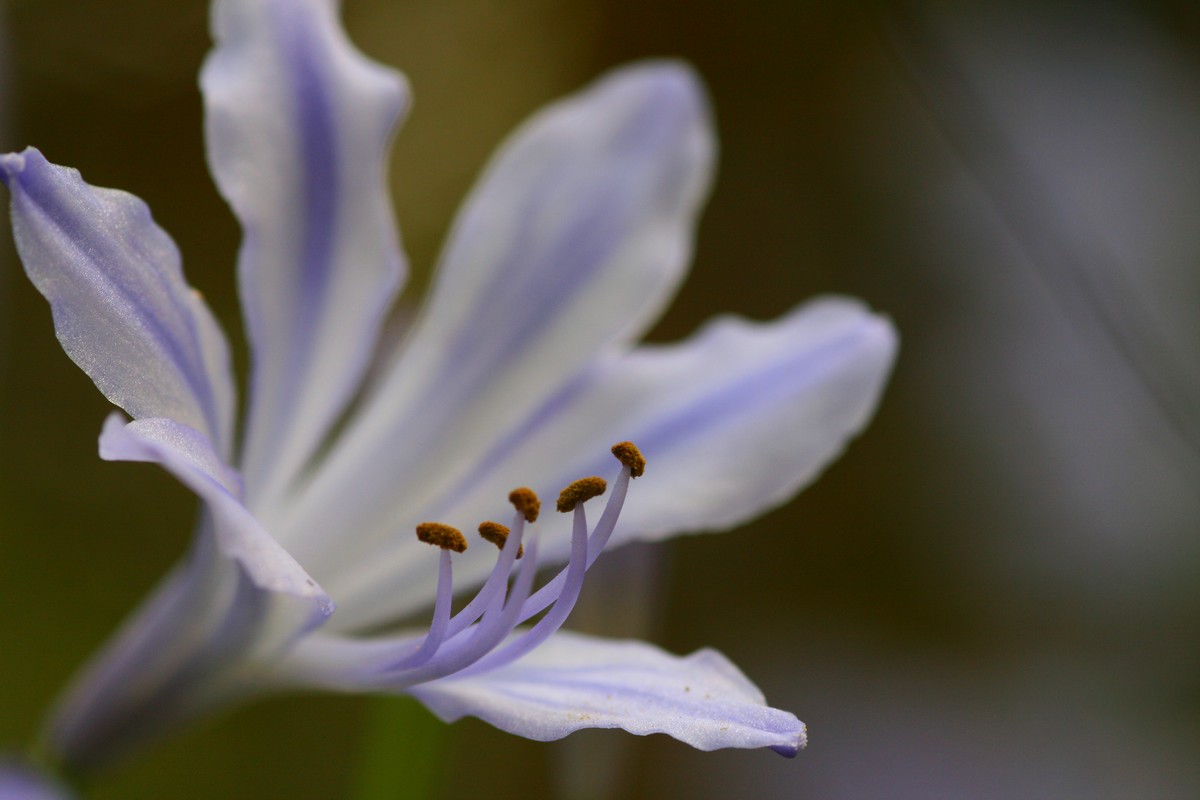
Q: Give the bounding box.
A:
[372,441,646,688]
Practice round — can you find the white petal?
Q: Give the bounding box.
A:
[409,631,806,755]
[98,414,328,606]
[280,62,715,564]
[326,297,895,629]
[201,0,408,505]
[499,298,899,541]
[46,415,334,770]
[0,148,236,456]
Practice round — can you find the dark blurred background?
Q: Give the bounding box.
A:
[2,1,1199,797]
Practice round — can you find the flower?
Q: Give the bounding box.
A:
[1,0,896,777]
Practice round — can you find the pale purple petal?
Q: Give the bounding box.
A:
[486,298,899,543]
[280,61,715,572]
[0,148,235,456]
[98,414,328,606]
[201,0,408,505]
[49,543,329,771]
[49,532,247,769]
[409,631,806,755]
[46,416,333,770]
[326,298,896,629]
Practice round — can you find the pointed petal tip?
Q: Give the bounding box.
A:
[859,310,900,372]
[602,58,710,122]
[0,151,25,185]
[770,721,808,757]
[408,633,808,756]
[0,147,43,187]
[865,306,900,352]
[805,294,900,366]
[611,58,703,93]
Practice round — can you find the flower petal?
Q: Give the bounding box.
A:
[0,148,235,456]
[325,298,896,629]
[201,0,408,503]
[49,532,247,770]
[98,414,328,606]
[280,61,715,561]
[484,298,899,543]
[47,415,333,771]
[408,631,806,755]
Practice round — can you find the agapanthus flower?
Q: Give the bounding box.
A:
[1,0,896,780]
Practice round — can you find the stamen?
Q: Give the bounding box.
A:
[443,510,526,639]
[508,487,541,522]
[394,533,542,688]
[611,441,646,478]
[518,466,631,622]
[384,548,455,670]
[378,444,643,686]
[479,520,524,559]
[415,522,468,552]
[458,497,591,677]
[556,476,606,513]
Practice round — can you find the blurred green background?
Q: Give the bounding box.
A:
[2,0,1199,797]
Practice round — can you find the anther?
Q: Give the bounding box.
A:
[611,441,645,478]
[508,487,541,523]
[479,520,524,559]
[556,476,607,513]
[416,522,468,553]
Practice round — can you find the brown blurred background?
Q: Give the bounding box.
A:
[2,1,1199,797]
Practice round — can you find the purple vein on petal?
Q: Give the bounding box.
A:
[421,71,702,430]
[1,150,229,443]
[274,0,339,387]
[426,308,886,522]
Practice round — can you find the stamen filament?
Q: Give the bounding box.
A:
[392,533,541,687]
[518,465,630,622]
[444,510,526,639]
[384,548,455,670]
[364,445,641,687]
[456,499,590,676]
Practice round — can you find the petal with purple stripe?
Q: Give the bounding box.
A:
[409,631,806,755]
[46,415,333,769]
[0,148,235,456]
[280,61,715,569]
[324,297,896,630]
[98,414,328,605]
[201,0,408,504]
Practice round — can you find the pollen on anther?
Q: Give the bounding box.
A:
[415,522,468,553]
[509,487,541,523]
[611,441,646,478]
[478,520,524,559]
[556,476,607,513]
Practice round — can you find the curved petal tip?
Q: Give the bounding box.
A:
[0,148,30,185]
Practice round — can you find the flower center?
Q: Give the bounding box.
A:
[378,441,644,687]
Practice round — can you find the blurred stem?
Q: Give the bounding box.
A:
[353,696,445,800]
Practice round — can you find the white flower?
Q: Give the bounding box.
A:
[0,0,896,775]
